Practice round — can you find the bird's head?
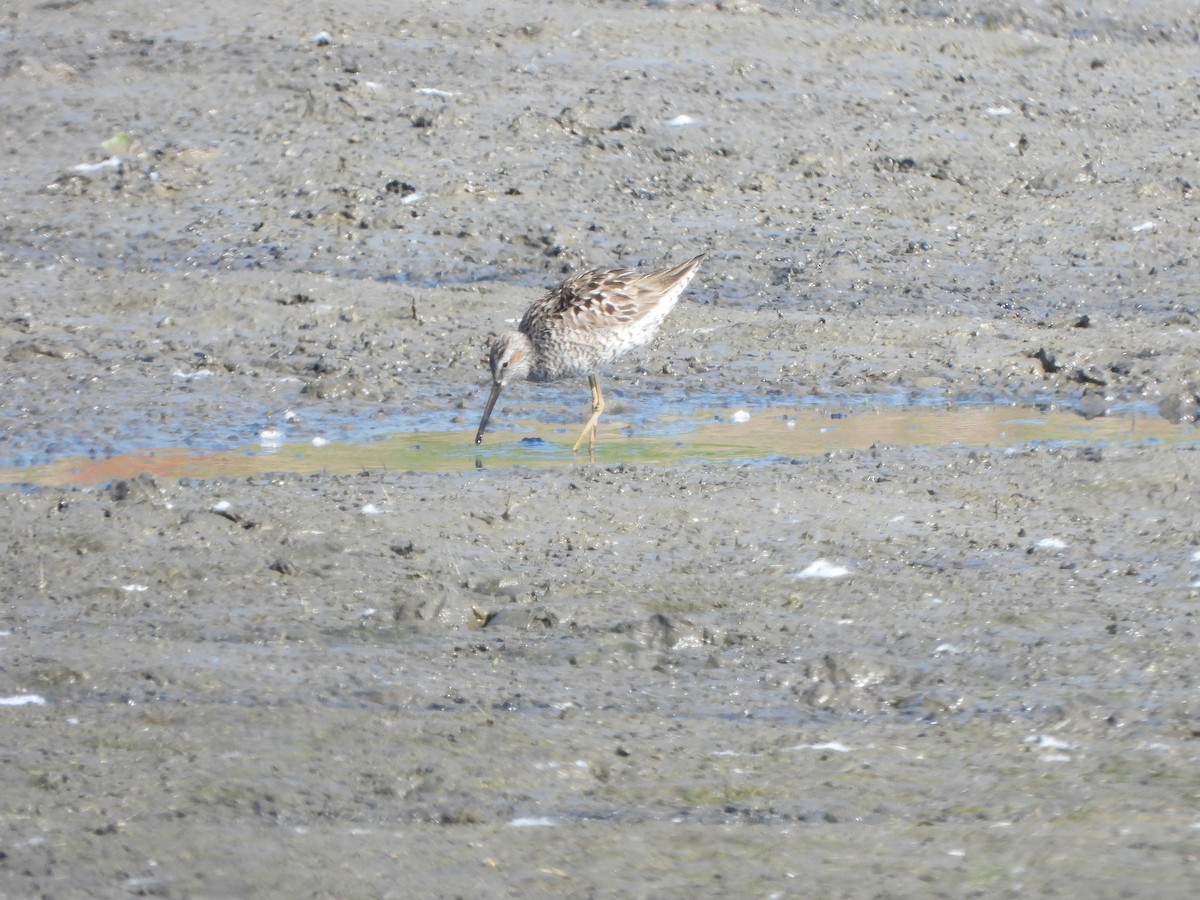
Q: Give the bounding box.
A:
[476,331,532,445]
[487,331,532,385]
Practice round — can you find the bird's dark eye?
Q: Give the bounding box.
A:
[501,361,508,369]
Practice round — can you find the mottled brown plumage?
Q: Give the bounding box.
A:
[476,254,705,454]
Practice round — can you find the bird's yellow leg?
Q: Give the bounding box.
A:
[572,375,605,456]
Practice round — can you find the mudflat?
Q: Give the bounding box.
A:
[2,1,1198,896]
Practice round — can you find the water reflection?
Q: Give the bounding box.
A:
[2,404,1194,487]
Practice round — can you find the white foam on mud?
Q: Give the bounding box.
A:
[793,741,852,753]
[1025,735,1072,750]
[794,559,851,579]
[1,694,46,706]
[510,817,557,827]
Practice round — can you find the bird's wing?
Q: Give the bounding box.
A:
[520,268,667,336]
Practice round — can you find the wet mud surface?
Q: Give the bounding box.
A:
[2,0,1200,896]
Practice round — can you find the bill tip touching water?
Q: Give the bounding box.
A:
[475,253,705,454]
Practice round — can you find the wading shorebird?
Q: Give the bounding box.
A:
[475,253,705,455]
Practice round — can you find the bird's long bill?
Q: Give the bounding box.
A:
[475,381,504,444]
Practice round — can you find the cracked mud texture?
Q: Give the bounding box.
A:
[2,1,1200,897]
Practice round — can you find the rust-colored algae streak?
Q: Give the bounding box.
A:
[1,407,1194,488]
[0,432,490,488]
[682,406,1175,458]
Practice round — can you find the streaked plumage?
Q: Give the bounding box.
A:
[475,253,705,454]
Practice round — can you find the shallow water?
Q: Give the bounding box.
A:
[5,402,1194,487]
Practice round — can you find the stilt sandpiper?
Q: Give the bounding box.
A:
[475,253,705,454]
